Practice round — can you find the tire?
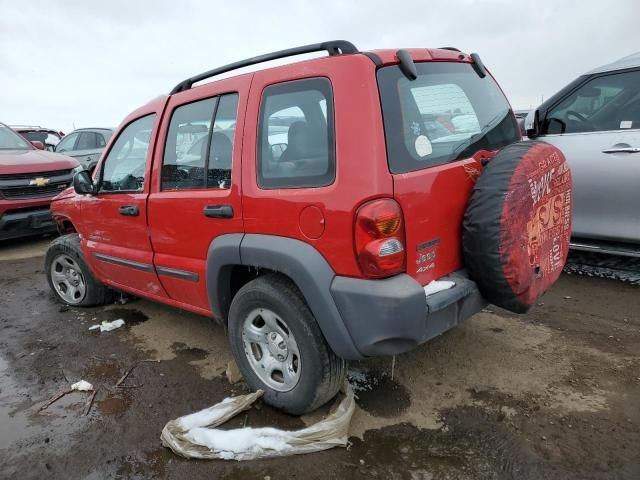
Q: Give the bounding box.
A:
[227,273,346,415]
[45,233,113,306]
[463,141,572,313]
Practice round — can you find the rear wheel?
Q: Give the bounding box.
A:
[228,273,346,415]
[45,234,113,306]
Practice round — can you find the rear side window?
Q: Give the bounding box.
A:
[378,62,519,174]
[162,93,238,190]
[76,132,99,150]
[257,78,335,189]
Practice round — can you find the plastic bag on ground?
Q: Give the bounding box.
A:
[161,383,355,461]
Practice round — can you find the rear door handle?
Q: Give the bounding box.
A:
[119,205,139,216]
[602,147,640,154]
[203,204,234,219]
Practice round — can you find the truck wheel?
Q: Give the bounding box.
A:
[45,234,113,307]
[228,273,346,415]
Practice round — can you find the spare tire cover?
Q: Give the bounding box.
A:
[463,141,572,313]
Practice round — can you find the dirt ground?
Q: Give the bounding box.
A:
[1,236,638,480]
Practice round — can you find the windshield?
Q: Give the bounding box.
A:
[377,62,519,173]
[0,125,32,151]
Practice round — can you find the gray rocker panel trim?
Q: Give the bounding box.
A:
[206,233,363,360]
[156,266,199,282]
[92,253,154,272]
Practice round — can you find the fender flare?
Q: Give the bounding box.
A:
[206,233,363,359]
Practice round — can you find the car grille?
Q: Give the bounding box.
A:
[0,169,72,181]
[0,169,73,200]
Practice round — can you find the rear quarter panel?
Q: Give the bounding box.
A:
[241,55,393,277]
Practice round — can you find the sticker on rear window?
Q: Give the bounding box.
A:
[415,135,432,157]
[620,120,633,129]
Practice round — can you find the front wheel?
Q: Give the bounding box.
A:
[228,273,346,415]
[45,234,113,306]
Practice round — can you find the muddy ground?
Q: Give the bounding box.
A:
[0,235,638,479]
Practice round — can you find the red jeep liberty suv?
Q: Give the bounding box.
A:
[46,41,572,414]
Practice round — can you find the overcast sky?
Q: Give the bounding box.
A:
[1,0,638,133]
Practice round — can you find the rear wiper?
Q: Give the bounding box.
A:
[451,110,510,161]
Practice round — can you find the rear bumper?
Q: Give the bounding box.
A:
[330,270,486,356]
[0,207,57,240]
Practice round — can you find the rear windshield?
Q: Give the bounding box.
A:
[377,62,519,173]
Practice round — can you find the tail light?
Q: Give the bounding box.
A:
[354,198,406,278]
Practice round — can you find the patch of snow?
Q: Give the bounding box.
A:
[423,280,455,297]
[347,370,378,393]
[185,426,290,455]
[71,380,93,391]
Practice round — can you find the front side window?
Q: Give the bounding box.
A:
[100,114,155,193]
[377,62,519,174]
[544,70,640,134]
[161,93,238,190]
[258,78,335,189]
[0,125,32,150]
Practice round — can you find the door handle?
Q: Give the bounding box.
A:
[203,204,234,219]
[602,147,640,154]
[119,205,139,216]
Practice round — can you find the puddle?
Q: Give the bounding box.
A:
[353,372,411,418]
[97,395,131,416]
[84,361,121,384]
[102,308,149,326]
[0,356,34,449]
[171,343,208,362]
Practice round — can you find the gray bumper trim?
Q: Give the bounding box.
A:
[330,270,486,357]
[0,208,56,240]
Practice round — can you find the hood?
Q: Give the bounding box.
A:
[0,149,79,174]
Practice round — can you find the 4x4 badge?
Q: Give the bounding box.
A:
[29,177,50,186]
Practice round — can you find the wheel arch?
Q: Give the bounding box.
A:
[53,214,77,234]
[206,233,363,359]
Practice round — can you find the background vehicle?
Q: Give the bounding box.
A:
[0,123,79,240]
[54,127,114,173]
[12,125,64,151]
[526,51,640,256]
[46,41,567,414]
[513,109,529,137]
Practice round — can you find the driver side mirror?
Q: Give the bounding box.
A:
[31,141,45,150]
[73,170,96,195]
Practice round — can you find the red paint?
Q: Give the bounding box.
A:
[50,48,518,316]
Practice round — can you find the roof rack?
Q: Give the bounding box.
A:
[170,40,359,94]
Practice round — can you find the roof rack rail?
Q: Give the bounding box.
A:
[170,40,359,94]
[439,47,461,52]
